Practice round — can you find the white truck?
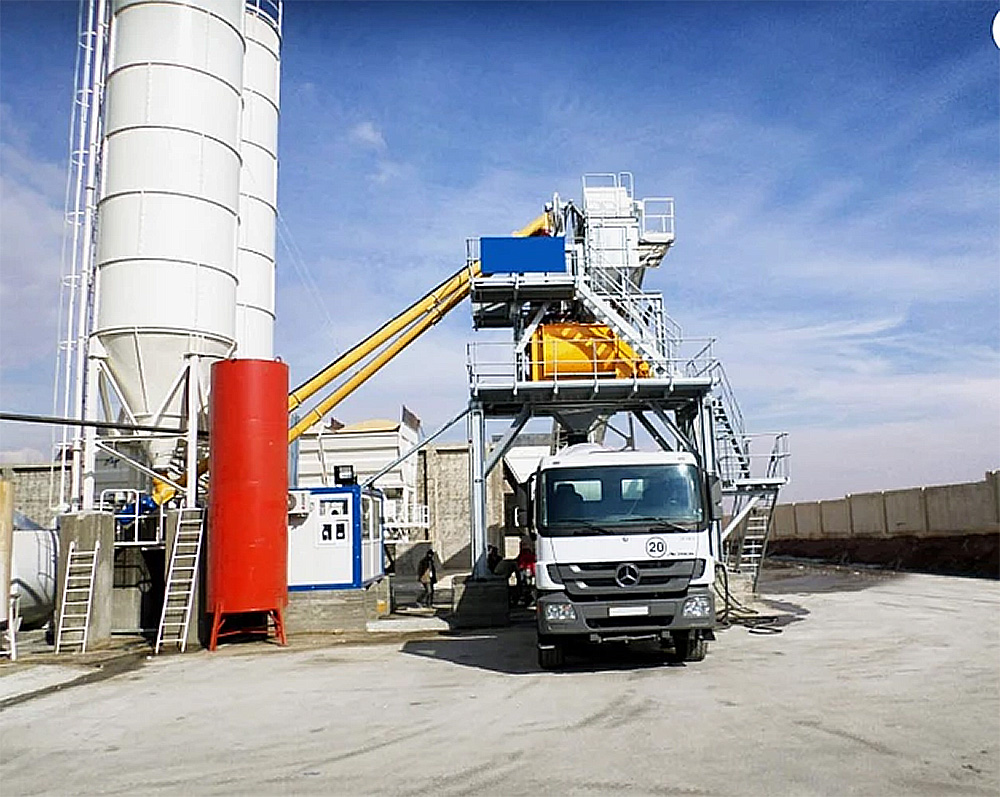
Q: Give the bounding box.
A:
[531,443,722,669]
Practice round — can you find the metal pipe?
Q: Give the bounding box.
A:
[361,405,471,488]
[483,406,531,477]
[0,411,192,436]
[94,441,185,492]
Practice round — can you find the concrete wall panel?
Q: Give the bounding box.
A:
[884,488,927,536]
[992,471,1000,526]
[7,465,55,527]
[848,492,886,537]
[926,480,999,535]
[819,499,850,537]
[793,502,822,540]
[771,504,796,540]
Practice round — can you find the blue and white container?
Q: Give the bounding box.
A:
[287,486,384,591]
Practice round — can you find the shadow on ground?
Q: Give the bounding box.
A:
[401,617,722,676]
[759,559,907,596]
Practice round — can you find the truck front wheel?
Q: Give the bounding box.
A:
[669,630,707,663]
[537,635,566,670]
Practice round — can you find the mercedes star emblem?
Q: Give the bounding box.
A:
[615,562,641,588]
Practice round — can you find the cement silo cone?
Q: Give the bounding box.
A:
[207,359,288,649]
[93,0,245,468]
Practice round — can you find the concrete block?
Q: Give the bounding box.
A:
[286,578,390,634]
[848,492,886,537]
[819,499,850,537]
[770,504,796,540]
[450,575,509,629]
[793,503,822,540]
[884,488,927,536]
[926,480,1000,535]
[56,512,115,649]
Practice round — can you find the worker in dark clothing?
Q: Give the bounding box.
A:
[487,545,503,573]
[417,549,437,607]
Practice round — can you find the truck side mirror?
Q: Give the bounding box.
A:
[707,475,723,521]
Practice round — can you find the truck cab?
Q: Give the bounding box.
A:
[531,443,719,668]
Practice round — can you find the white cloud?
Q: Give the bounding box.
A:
[348,120,387,151]
[0,147,65,371]
[0,446,49,466]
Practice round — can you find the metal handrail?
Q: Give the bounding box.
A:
[466,340,718,390]
[717,432,790,483]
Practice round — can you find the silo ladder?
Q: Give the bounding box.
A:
[156,508,204,654]
[55,540,100,654]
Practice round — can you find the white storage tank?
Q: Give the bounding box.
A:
[92,0,245,467]
[236,1,282,358]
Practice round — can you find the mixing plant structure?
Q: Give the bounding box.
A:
[464,173,789,588]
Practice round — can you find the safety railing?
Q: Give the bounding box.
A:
[710,362,747,444]
[639,197,675,241]
[246,0,281,28]
[717,432,790,484]
[98,489,166,546]
[383,502,430,539]
[581,240,680,360]
[467,340,718,391]
[383,500,429,527]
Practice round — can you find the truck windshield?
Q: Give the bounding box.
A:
[538,464,705,536]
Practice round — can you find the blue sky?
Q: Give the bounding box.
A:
[1,1,998,501]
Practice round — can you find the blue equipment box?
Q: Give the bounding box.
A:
[480,235,566,274]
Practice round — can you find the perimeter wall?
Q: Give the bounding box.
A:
[768,471,999,578]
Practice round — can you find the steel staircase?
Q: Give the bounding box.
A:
[733,489,778,588]
[156,508,204,653]
[574,280,669,374]
[723,432,788,590]
[711,396,751,483]
[55,540,100,653]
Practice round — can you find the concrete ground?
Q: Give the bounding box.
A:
[1,564,998,796]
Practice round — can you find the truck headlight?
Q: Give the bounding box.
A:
[543,602,577,621]
[682,595,712,619]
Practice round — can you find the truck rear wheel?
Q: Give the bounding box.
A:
[669,630,707,663]
[537,636,565,670]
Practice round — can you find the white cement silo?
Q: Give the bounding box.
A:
[235,2,282,358]
[92,0,245,469]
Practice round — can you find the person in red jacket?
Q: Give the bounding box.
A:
[514,537,536,607]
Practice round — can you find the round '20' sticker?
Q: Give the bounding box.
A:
[646,537,666,558]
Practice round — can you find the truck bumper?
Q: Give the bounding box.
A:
[536,587,715,641]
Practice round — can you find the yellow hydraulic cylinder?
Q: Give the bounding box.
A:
[287,211,550,414]
[288,267,475,412]
[530,323,651,381]
[288,279,471,443]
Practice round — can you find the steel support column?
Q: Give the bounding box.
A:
[184,355,200,509]
[468,401,488,577]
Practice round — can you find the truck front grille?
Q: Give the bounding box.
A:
[557,559,696,598]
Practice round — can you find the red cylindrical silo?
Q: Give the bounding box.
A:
[208,358,288,618]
